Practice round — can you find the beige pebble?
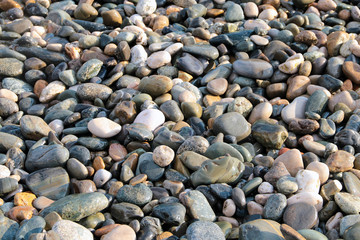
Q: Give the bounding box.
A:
[248,102,272,124]
[223,199,236,217]
[306,161,329,185]
[88,117,122,138]
[0,89,18,102]
[153,145,175,167]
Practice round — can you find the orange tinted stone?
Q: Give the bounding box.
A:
[178,71,193,82]
[341,79,353,91]
[95,224,121,237]
[93,156,105,171]
[122,153,138,172]
[157,232,173,240]
[152,15,169,31]
[86,166,95,177]
[278,148,290,156]
[166,5,181,15]
[172,121,191,132]
[34,80,48,97]
[206,9,224,18]
[14,192,37,207]
[0,0,21,11]
[109,143,128,161]
[0,198,3,206]
[129,174,147,186]
[108,181,123,196]
[203,95,221,107]
[8,206,38,222]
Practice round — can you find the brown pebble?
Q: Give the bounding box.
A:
[95,224,121,237]
[280,224,306,240]
[93,156,105,171]
[8,206,38,222]
[109,143,128,161]
[34,80,48,98]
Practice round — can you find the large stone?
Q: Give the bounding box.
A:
[187,221,225,240]
[252,119,288,149]
[213,112,251,142]
[26,167,70,200]
[239,219,285,240]
[0,58,23,76]
[40,192,109,221]
[190,156,245,187]
[138,75,173,98]
[20,115,53,140]
[233,59,273,79]
[25,145,69,172]
[182,190,216,221]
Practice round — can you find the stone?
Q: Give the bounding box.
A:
[153,145,175,167]
[296,169,320,193]
[212,112,251,142]
[151,203,185,225]
[0,215,19,240]
[76,59,103,82]
[136,0,156,15]
[342,61,360,85]
[326,150,355,172]
[138,75,173,98]
[15,216,45,240]
[283,202,318,230]
[40,192,109,221]
[77,83,113,101]
[274,149,304,177]
[248,102,272,124]
[181,190,216,221]
[306,162,329,185]
[279,54,304,74]
[252,119,288,149]
[87,117,121,138]
[335,192,360,214]
[327,31,349,57]
[20,115,53,140]
[101,9,122,27]
[239,219,285,240]
[0,58,23,76]
[190,156,244,187]
[146,51,171,69]
[0,98,18,118]
[101,225,136,240]
[134,109,165,131]
[186,221,225,240]
[263,193,287,221]
[52,220,93,240]
[26,167,70,200]
[281,96,308,124]
[116,183,153,207]
[39,81,66,103]
[25,145,69,172]
[233,59,273,79]
[286,76,311,100]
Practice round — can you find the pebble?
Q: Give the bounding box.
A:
[88,117,121,138]
[52,220,93,240]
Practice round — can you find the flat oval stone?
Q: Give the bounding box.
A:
[0,58,23,76]
[0,132,25,153]
[20,115,53,140]
[77,137,109,151]
[177,53,204,76]
[25,145,69,172]
[305,90,329,115]
[213,112,251,142]
[146,51,171,69]
[77,83,113,101]
[283,202,318,230]
[111,202,144,224]
[40,192,109,221]
[182,44,219,60]
[151,203,186,225]
[233,59,273,79]
[138,75,173,98]
[88,117,121,138]
[26,167,70,200]
[182,190,216,222]
[297,229,327,240]
[116,183,153,207]
[52,220,93,240]
[134,109,165,131]
[186,220,225,240]
[342,61,360,84]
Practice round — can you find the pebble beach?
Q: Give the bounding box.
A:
[1,0,360,239]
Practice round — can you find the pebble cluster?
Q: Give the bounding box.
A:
[1,0,360,239]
